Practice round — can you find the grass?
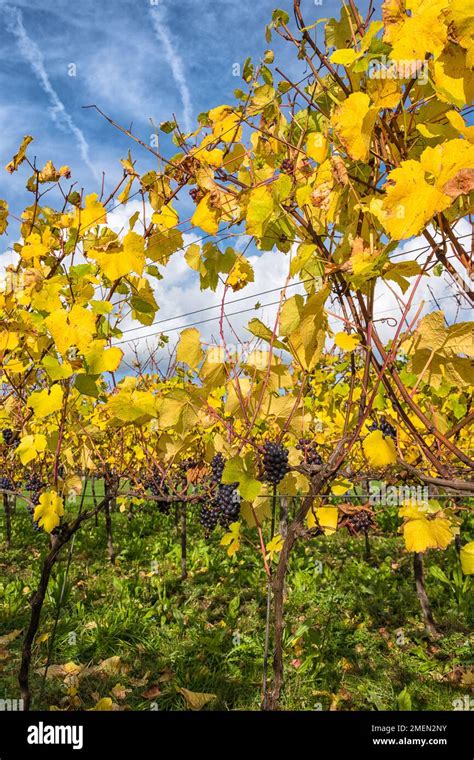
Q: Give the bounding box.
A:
[0,495,472,711]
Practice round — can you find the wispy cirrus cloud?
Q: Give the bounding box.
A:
[2,3,99,180]
[150,5,193,133]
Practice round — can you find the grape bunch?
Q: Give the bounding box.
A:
[296,438,323,466]
[25,474,45,505]
[144,468,172,514]
[24,473,44,530]
[210,453,225,484]
[199,503,221,537]
[368,416,396,440]
[261,441,289,485]
[280,158,294,174]
[216,483,240,528]
[2,429,17,447]
[346,510,373,534]
[0,476,13,492]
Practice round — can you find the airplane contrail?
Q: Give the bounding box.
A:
[2,4,99,180]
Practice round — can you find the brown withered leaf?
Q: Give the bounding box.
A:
[142,685,162,700]
[0,629,22,648]
[443,168,474,199]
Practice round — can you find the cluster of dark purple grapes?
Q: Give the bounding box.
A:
[2,429,17,447]
[368,416,396,440]
[179,458,198,474]
[210,453,225,483]
[24,474,45,505]
[199,482,240,536]
[0,476,14,492]
[295,438,323,466]
[24,473,45,530]
[142,468,172,514]
[199,453,240,537]
[280,158,294,174]
[261,441,289,485]
[216,483,240,528]
[199,503,222,537]
[346,510,373,534]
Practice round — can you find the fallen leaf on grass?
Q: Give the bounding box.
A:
[111,683,131,700]
[97,655,127,676]
[461,669,474,691]
[177,687,216,711]
[129,671,150,687]
[0,629,22,648]
[142,685,161,700]
[157,667,174,683]
[90,697,118,711]
[35,661,84,680]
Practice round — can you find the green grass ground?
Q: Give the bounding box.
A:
[0,495,472,711]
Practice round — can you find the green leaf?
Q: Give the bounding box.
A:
[272,9,289,25]
[75,374,100,398]
[246,318,287,351]
[221,454,262,501]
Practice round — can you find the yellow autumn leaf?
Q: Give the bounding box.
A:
[330,48,358,66]
[332,92,376,162]
[420,139,474,193]
[432,44,474,108]
[330,477,352,495]
[246,186,274,238]
[176,328,204,369]
[75,193,107,230]
[84,345,123,374]
[209,105,242,142]
[45,305,96,356]
[383,0,449,62]
[0,330,19,353]
[381,160,449,240]
[177,687,216,711]
[399,499,430,521]
[446,0,474,66]
[445,110,474,143]
[201,148,224,167]
[307,504,338,534]
[220,521,240,557]
[191,193,220,235]
[226,256,254,292]
[306,133,329,163]
[21,233,49,261]
[460,541,474,575]
[27,384,64,418]
[0,199,8,234]
[16,434,47,465]
[152,204,178,231]
[363,429,397,467]
[266,534,284,561]
[6,135,34,173]
[34,491,65,533]
[334,332,360,352]
[402,516,455,553]
[367,77,401,109]
[90,697,114,711]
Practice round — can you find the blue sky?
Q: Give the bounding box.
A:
[0,0,351,210]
